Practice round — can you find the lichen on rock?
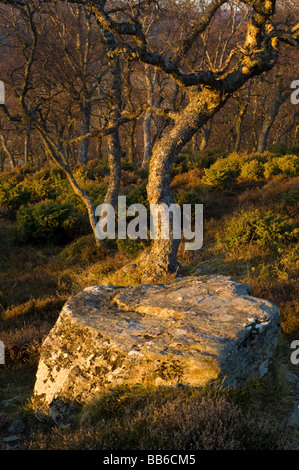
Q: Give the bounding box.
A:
[32,275,280,419]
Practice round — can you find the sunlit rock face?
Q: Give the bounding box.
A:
[33,275,280,417]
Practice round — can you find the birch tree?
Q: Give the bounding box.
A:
[73,0,298,280]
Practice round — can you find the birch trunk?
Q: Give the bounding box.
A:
[142,65,156,168]
[79,102,92,165]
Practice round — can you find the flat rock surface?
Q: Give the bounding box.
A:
[33,275,280,414]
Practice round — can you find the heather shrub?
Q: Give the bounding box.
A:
[24,389,293,450]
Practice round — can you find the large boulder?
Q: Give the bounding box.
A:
[33,275,280,417]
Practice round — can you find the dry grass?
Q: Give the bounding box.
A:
[23,385,296,450]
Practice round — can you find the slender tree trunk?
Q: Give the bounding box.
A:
[79,102,92,165]
[233,102,247,153]
[192,131,199,152]
[292,125,299,146]
[143,111,153,166]
[127,120,136,163]
[102,29,122,208]
[96,135,103,160]
[105,129,122,208]
[24,123,31,163]
[276,110,299,143]
[0,150,4,171]
[0,133,16,169]
[257,84,289,153]
[34,123,101,247]
[142,65,156,168]
[199,119,213,151]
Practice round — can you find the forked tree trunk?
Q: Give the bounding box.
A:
[141,88,226,280]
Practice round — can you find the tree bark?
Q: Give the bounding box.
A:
[126,120,136,163]
[79,101,92,165]
[199,119,213,151]
[233,101,248,153]
[257,83,289,153]
[0,133,16,169]
[140,88,226,280]
[102,29,122,209]
[142,66,156,168]
[24,123,31,163]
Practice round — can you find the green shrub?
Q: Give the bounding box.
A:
[201,153,253,189]
[248,152,272,163]
[289,144,299,156]
[219,209,299,250]
[174,189,202,207]
[177,148,225,171]
[264,159,281,179]
[202,167,236,190]
[267,142,288,155]
[121,160,137,172]
[116,238,145,256]
[16,201,88,245]
[59,234,102,262]
[0,180,32,210]
[126,183,148,208]
[281,187,299,207]
[240,160,264,181]
[195,149,225,168]
[172,154,189,176]
[276,155,299,177]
